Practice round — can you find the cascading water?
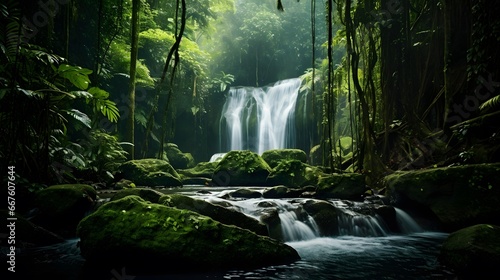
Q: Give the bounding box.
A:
[219,78,302,154]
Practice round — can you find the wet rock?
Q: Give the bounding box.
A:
[177,161,218,179]
[110,188,164,203]
[229,188,262,199]
[301,199,339,236]
[315,173,367,201]
[77,196,300,272]
[212,150,272,186]
[159,194,268,236]
[267,160,321,188]
[439,224,500,277]
[384,163,500,230]
[259,208,283,241]
[118,158,182,187]
[111,179,136,190]
[164,143,196,169]
[261,149,308,168]
[263,185,293,198]
[32,184,97,237]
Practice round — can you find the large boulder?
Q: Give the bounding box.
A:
[77,196,300,272]
[212,150,272,186]
[301,200,339,236]
[111,188,165,203]
[32,184,97,236]
[267,160,321,188]
[439,224,500,277]
[177,161,218,178]
[261,149,308,168]
[315,173,367,200]
[165,143,196,169]
[118,158,182,187]
[384,163,500,230]
[159,194,268,236]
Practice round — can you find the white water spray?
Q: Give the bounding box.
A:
[219,78,302,154]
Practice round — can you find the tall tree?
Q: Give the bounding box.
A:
[127,0,141,159]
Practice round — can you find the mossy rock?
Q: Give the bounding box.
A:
[301,200,339,236]
[159,194,268,236]
[229,188,263,199]
[177,161,218,178]
[384,163,500,230]
[111,188,164,203]
[77,196,300,272]
[439,224,500,277]
[267,160,321,188]
[212,150,272,186]
[33,184,97,236]
[0,210,64,248]
[118,158,182,187]
[165,143,196,169]
[315,173,366,200]
[261,149,308,168]
[112,179,136,190]
[263,185,294,198]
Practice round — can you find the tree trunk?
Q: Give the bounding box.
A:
[127,0,140,159]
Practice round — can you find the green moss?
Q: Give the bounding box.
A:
[119,159,182,187]
[212,150,272,186]
[316,173,366,200]
[33,184,97,235]
[261,149,308,168]
[111,188,164,203]
[35,184,96,216]
[77,196,299,271]
[177,161,218,178]
[440,224,500,276]
[384,163,500,229]
[267,160,319,188]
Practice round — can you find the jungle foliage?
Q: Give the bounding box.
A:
[1,0,499,187]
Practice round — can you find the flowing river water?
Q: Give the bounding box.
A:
[10,185,457,280]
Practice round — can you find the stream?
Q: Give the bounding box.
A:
[11,186,457,280]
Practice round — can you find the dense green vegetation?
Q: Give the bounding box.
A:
[1,0,499,189]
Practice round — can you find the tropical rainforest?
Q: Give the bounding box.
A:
[2,0,499,188]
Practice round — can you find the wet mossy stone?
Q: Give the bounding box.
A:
[112,179,136,190]
[212,150,272,186]
[165,143,196,169]
[315,173,366,200]
[111,188,164,203]
[384,163,500,230]
[439,224,500,277]
[301,200,339,236]
[159,194,268,236]
[261,149,308,168]
[177,161,218,178]
[267,160,321,188]
[118,158,182,187]
[77,196,300,272]
[33,184,97,236]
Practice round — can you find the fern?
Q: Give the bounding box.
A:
[479,95,500,112]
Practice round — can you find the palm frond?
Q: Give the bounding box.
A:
[64,109,92,128]
[479,95,500,112]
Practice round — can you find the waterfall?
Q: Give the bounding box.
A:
[395,208,424,233]
[219,78,302,154]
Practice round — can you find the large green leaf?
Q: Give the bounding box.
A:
[57,64,92,90]
[64,109,92,128]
